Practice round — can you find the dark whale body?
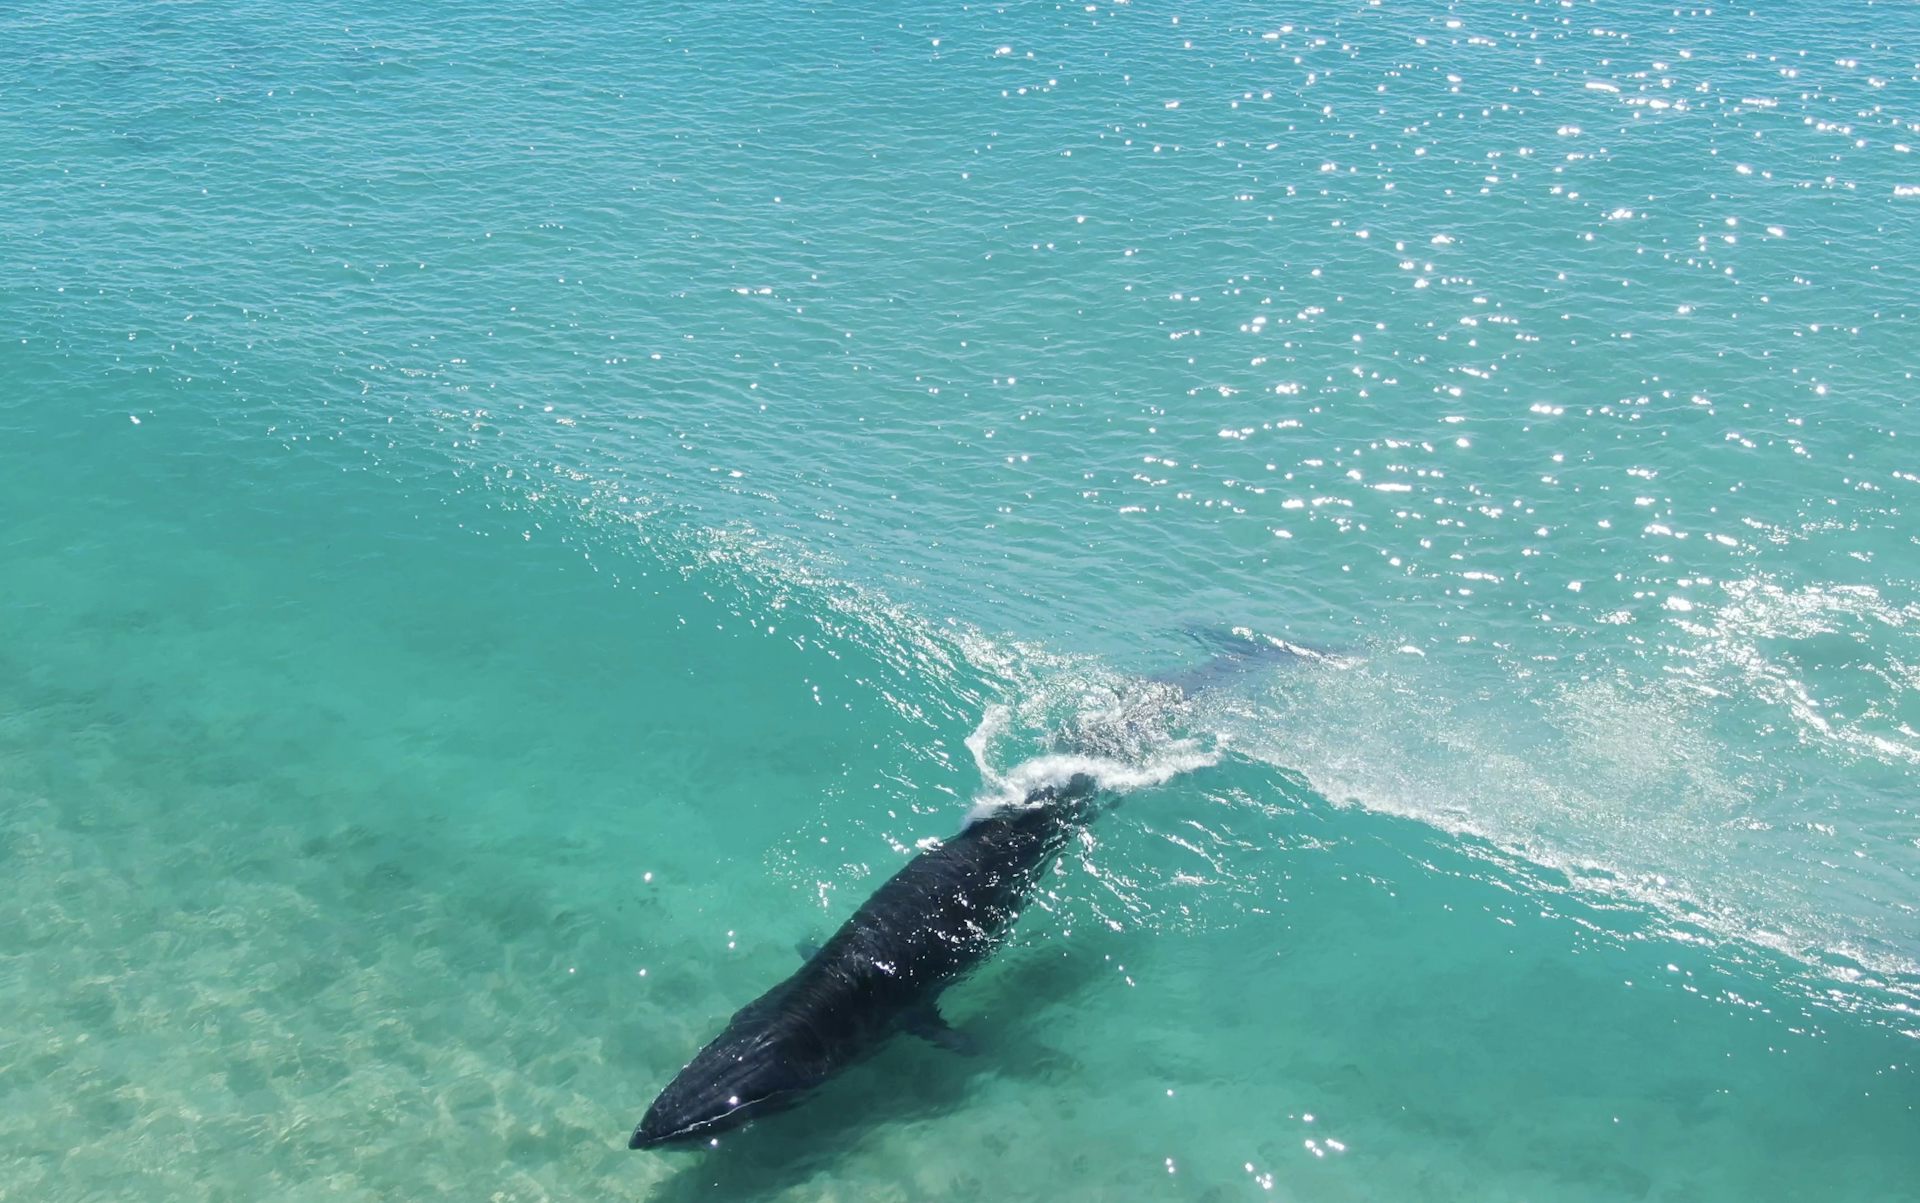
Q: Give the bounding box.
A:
[630,775,1096,1149]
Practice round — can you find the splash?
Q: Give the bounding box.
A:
[963,688,1222,822]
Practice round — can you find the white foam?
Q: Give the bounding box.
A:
[1222,643,1920,1014]
[963,695,1220,823]
[965,744,1220,824]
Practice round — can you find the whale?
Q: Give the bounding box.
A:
[627,628,1329,1150]
[629,773,1098,1150]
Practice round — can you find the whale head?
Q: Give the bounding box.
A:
[630,1027,815,1150]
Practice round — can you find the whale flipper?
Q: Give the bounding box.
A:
[904,1004,977,1055]
[795,938,823,962]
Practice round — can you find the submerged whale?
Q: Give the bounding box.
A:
[629,773,1098,1150]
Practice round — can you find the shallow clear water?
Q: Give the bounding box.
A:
[2,1,1916,1199]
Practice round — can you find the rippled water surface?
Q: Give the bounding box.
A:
[3,1,1917,1199]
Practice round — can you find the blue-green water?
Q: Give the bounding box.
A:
[3,0,1916,1197]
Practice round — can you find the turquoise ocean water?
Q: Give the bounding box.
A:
[3,0,1917,1198]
